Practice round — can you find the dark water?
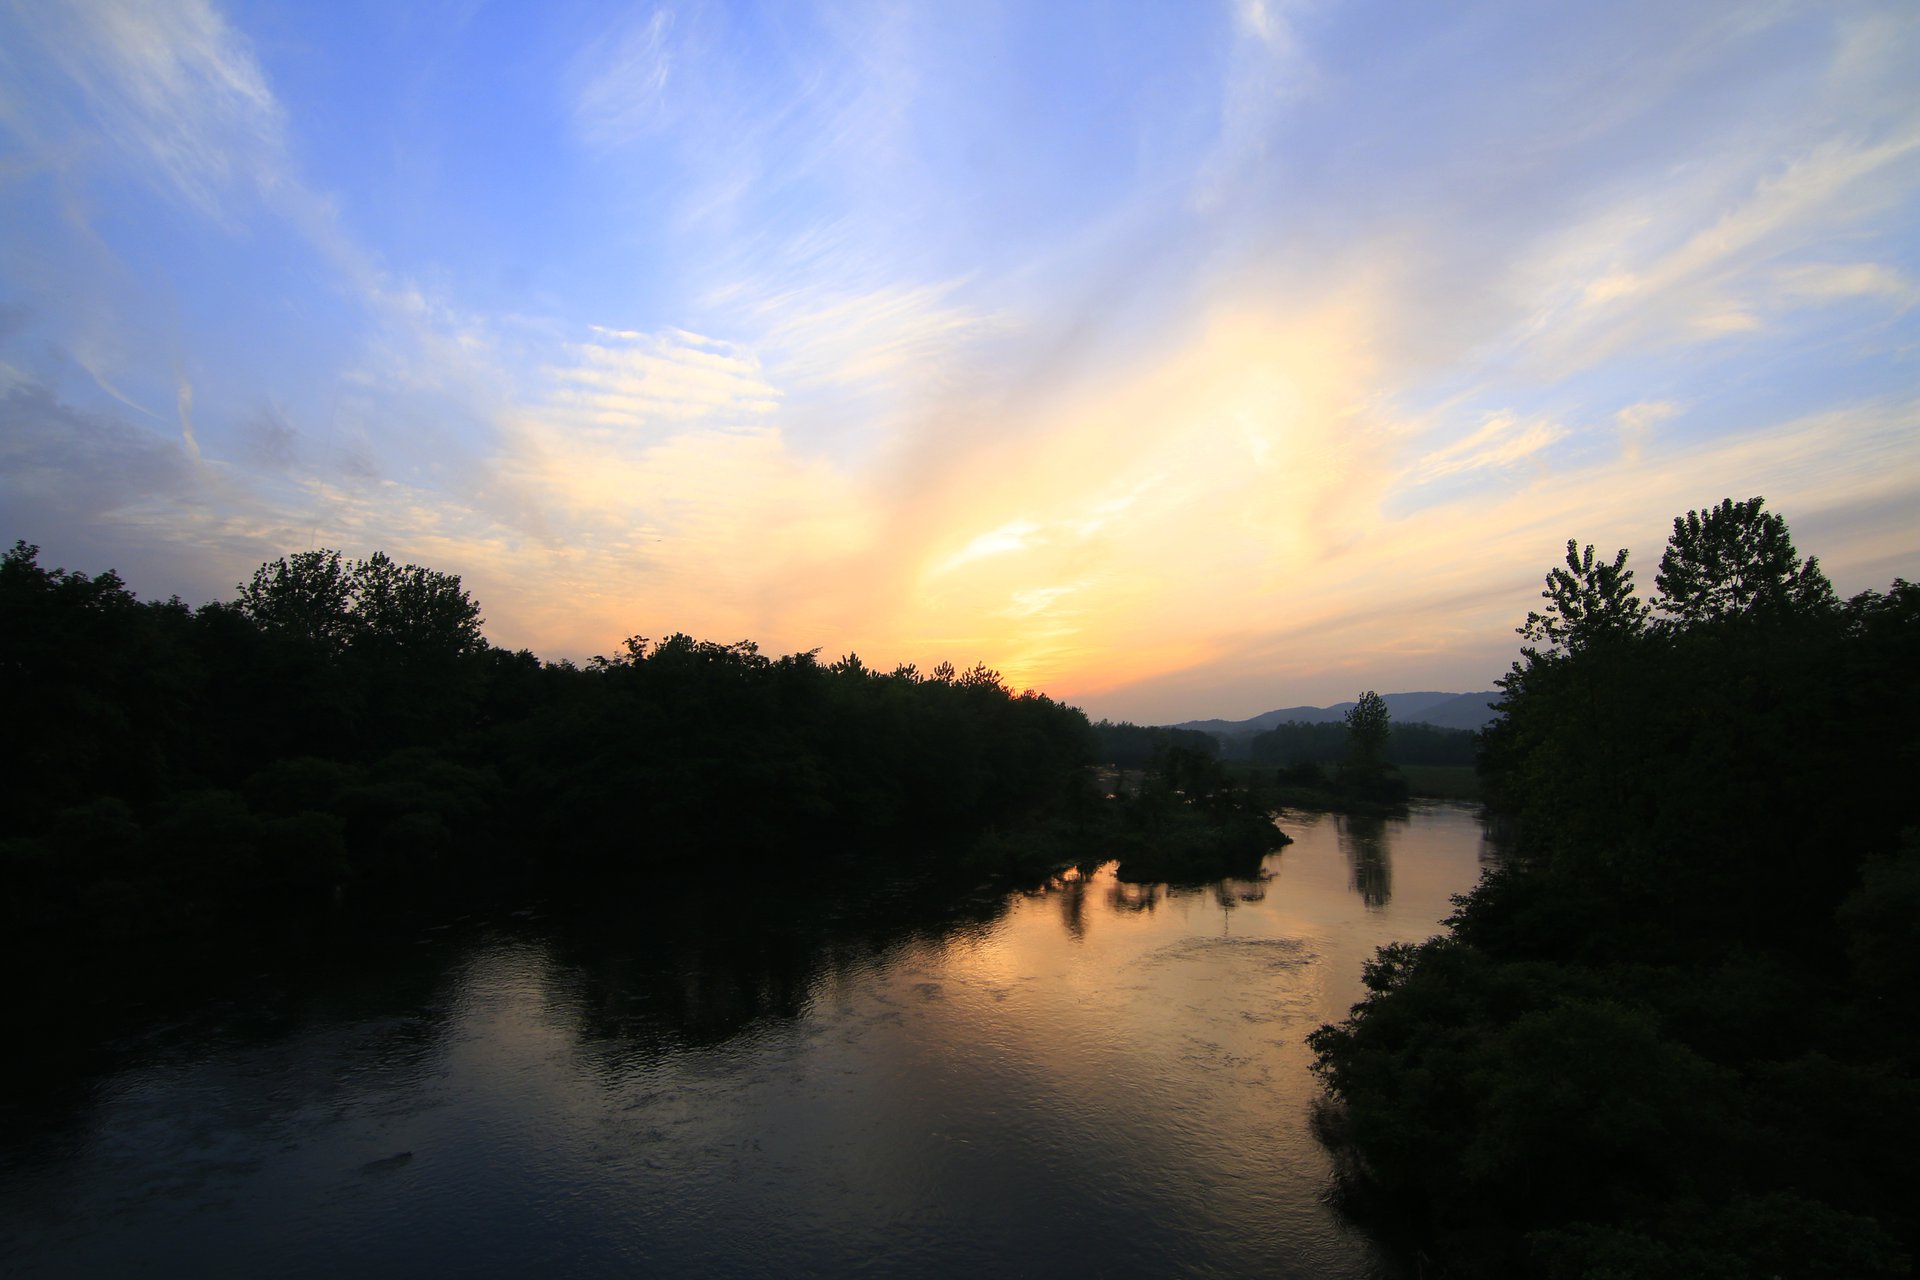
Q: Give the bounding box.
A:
[0,804,1493,1278]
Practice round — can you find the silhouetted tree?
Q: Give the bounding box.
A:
[1654,496,1835,626]
[1313,500,1920,1278]
[1519,540,1649,656]
[237,548,483,659]
[1344,690,1391,768]
[237,549,357,653]
[348,551,486,658]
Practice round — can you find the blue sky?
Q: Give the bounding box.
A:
[3,0,1916,722]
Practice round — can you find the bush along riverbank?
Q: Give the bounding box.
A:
[1307,500,1920,1278]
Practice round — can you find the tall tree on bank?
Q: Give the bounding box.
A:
[1344,690,1391,768]
[1309,501,1920,1278]
[1654,496,1835,626]
[1519,540,1650,658]
[1336,690,1407,805]
[1489,540,1651,840]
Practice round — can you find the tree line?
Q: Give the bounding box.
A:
[1248,717,1477,767]
[0,543,1097,969]
[1308,499,1919,1277]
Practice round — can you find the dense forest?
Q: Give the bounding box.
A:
[0,543,1104,959]
[1309,499,1919,1277]
[1087,719,1222,767]
[1,541,1293,999]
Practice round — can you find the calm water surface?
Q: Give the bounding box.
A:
[1,804,1493,1278]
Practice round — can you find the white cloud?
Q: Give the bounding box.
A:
[1514,127,1920,375]
[4,0,285,218]
[1410,413,1568,483]
[1004,583,1084,619]
[1773,261,1919,308]
[1195,0,1316,209]
[738,278,999,395]
[933,520,1044,577]
[543,328,780,427]
[570,7,676,148]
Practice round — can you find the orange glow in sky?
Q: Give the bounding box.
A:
[3,2,1916,721]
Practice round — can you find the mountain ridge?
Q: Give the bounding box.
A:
[1167,690,1501,736]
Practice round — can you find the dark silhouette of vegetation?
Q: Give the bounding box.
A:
[1098,745,1288,884]
[1333,689,1409,805]
[1087,719,1221,767]
[1251,718,1476,767]
[1242,689,1421,810]
[1309,499,1919,1277]
[1344,689,1390,764]
[2,537,1305,1017]
[0,542,1104,1001]
[1655,495,1835,625]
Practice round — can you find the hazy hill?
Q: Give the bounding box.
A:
[1170,690,1500,736]
[1407,691,1502,730]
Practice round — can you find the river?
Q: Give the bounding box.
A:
[0,803,1494,1278]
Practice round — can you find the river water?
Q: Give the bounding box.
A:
[0,804,1493,1278]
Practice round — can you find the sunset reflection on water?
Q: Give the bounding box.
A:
[0,805,1493,1279]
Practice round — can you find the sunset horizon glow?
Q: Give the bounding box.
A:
[3,1,1916,723]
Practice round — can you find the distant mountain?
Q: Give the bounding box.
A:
[1409,691,1503,731]
[1170,690,1501,737]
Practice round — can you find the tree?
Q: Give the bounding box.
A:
[237,549,356,653]
[1345,690,1391,769]
[1518,540,1650,657]
[1337,691,1406,806]
[349,552,485,658]
[235,549,484,659]
[1312,504,1920,1279]
[1654,496,1835,627]
[1,541,188,818]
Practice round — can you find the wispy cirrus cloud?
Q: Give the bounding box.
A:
[542,327,780,428]
[734,276,1001,405]
[1771,261,1920,309]
[1092,391,1920,721]
[1497,118,1920,382]
[569,7,676,148]
[1409,413,1569,484]
[0,0,285,218]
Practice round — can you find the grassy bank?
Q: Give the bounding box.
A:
[1223,760,1483,804]
[1395,764,1481,801]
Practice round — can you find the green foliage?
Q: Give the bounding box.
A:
[1313,504,1920,1277]
[2,541,198,818]
[348,551,487,656]
[235,549,356,651]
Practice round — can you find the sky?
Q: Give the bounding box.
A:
[2,0,1916,724]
